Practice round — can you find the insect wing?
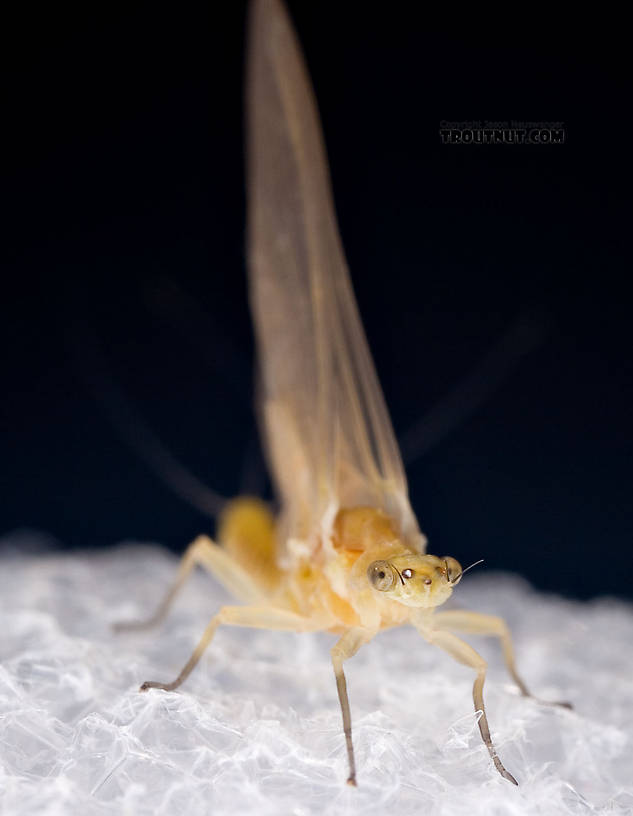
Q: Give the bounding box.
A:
[246,0,423,559]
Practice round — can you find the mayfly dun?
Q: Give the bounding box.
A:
[115,0,570,786]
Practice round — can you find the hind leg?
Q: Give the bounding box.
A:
[113,534,266,632]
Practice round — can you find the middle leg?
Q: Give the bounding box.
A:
[434,610,571,708]
[140,605,321,693]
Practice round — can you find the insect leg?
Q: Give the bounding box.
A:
[113,534,266,632]
[331,628,371,787]
[422,627,518,785]
[139,605,320,693]
[434,610,572,709]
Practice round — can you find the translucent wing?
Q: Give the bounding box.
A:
[246,0,424,560]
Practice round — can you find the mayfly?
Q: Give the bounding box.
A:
[115,0,569,786]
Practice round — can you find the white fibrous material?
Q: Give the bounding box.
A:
[1,540,632,816]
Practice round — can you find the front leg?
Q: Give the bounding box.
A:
[434,610,572,709]
[415,623,518,785]
[331,628,372,787]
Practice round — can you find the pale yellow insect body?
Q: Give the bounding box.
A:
[115,0,569,787]
[219,500,459,631]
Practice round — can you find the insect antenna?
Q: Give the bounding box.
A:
[393,565,406,586]
[452,558,485,584]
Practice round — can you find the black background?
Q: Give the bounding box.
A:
[3,3,631,599]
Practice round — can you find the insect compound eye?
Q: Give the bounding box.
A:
[367,561,396,592]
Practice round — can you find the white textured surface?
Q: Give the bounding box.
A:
[1,541,632,815]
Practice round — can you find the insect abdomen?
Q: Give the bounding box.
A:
[218,497,281,594]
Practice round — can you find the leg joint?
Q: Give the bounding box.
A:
[474,657,487,674]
